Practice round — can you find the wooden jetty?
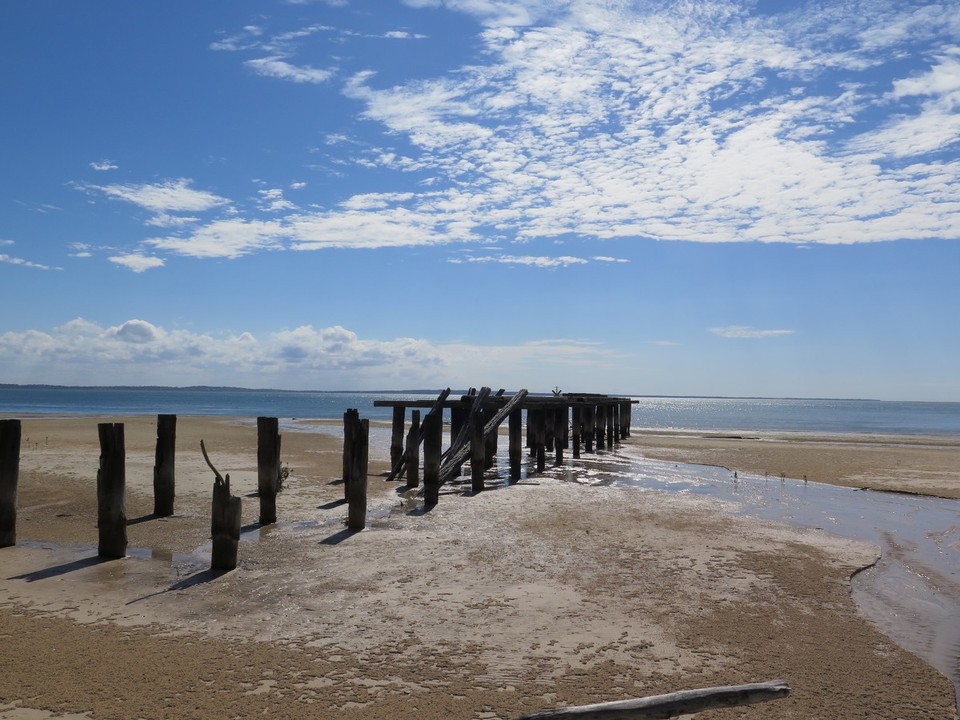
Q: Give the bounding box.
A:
[374,388,636,496]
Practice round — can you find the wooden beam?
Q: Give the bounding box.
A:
[97,422,127,559]
[153,414,176,517]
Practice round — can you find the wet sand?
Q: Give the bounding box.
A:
[633,429,960,499]
[1,415,957,719]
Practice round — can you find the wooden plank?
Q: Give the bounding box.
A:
[439,389,527,482]
[510,679,789,719]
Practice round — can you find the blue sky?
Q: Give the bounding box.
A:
[1,0,959,400]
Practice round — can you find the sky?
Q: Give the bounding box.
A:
[1,0,959,400]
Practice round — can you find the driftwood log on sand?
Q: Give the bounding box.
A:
[511,679,790,719]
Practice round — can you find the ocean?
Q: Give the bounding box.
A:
[1,386,959,436]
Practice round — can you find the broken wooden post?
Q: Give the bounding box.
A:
[153,414,176,517]
[508,408,523,482]
[510,679,790,719]
[0,419,21,548]
[202,440,241,571]
[346,418,369,530]
[390,407,405,471]
[257,416,281,524]
[471,411,485,492]
[423,411,442,505]
[406,410,421,488]
[343,409,358,500]
[97,422,127,559]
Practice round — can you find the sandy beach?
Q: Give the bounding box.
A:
[1,415,958,719]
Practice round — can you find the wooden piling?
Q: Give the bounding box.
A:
[595,404,606,450]
[571,406,582,459]
[508,408,523,482]
[423,412,442,505]
[0,419,21,547]
[211,473,241,570]
[97,422,127,559]
[471,412,485,492]
[553,407,565,465]
[153,414,176,517]
[342,409,359,500]
[346,418,369,530]
[534,410,546,473]
[584,405,595,453]
[607,404,616,447]
[257,416,281,524]
[406,410,421,488]
[390,407,405,471]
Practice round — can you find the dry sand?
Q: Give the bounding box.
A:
[0,415,957,719]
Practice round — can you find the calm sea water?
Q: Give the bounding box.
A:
[1,386,958,435]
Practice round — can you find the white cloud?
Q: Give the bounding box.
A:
[89,160,118,171]
[448,254,588,267]
[710,326,796,339]
[147,219,286,259]
[0,318,630,389]
[246,57,334,84]
[87,178,228,214]
[109,253,165,273]
[0,254,53,270]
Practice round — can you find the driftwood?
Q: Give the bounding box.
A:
[511,679,790,719]
[202,440,241,570]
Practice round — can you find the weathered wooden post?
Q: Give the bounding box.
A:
[544,408,555,460]
[621,401,632,438]
[534,410,546,473]
[0,419,21,547]
[405,410,421,488]
[257,416,281,524]
[202,441,241,571]
[571,406,582,459]
[554,407,566,465]
[347,417,368,530]
[153,414,176,517]
[97,423,127,559]
[470,413,485,492]
[343,408,358,500]
[423,412,442,505]
[390,407,405,471]
[595,404,606,450]
[607,403,616,447]
[583,405,595,453]
[508,408,523,482]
